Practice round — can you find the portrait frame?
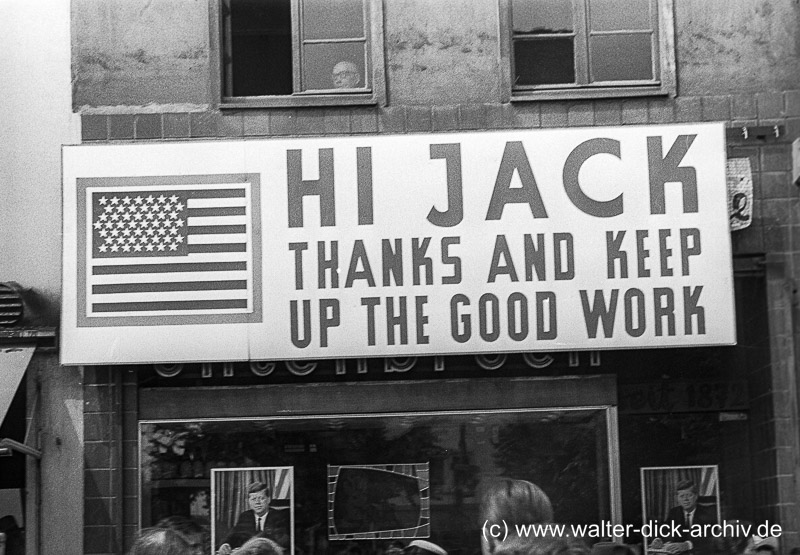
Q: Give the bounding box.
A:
[211,466,295,555]
[640,465,721,555]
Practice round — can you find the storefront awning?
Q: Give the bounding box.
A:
[0,345,33,428]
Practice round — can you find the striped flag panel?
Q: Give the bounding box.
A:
[274,468,292,500]
[87,184,253,317]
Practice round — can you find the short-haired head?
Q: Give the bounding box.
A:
[247,482,271,516]
[491,535,590,555]
[675,480,698,494]
[237,537,284,555]
[129,527,193,555]
[156,515,203,537]
[712,520,750,555]
[332,61,360,88]
[333,61,358,75]
[155,516,205,555]
[674,480,699,512]
[248,482,270,496]
[752,537,779,554]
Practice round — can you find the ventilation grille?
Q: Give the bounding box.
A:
[0,282,24,327]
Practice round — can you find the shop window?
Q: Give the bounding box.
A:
[212,0,386,108]
[501,0,676,101]
[140,407,614,554]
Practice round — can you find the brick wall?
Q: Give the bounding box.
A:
[83,366,138,554]
[80,93,800,141]
[762,255,800,547]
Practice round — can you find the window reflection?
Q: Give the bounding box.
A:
[303,0,364,40]
[141,408,610,554]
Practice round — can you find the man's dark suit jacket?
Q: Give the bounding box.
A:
[222,506,290,549]
[664,504,717,555]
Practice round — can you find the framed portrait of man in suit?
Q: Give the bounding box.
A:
[641,465,720,555]
[211,466,294,555]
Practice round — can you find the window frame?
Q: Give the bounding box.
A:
[138,376,623,533]
[209,0,387,109]
[498,0,676,102]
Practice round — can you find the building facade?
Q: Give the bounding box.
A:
[3,1,800,554]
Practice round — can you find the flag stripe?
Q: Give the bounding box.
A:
[188,234,246,244]
[189,197,247,208]
[93,280,247,294]
[187,225,246,234]
[185,188,246,199]
[187,215,248,226]
[93,289,247,303]
[92,299,248,312]
[92,271,248,284]
[275,469,291,499]
[188,243,247,253]
[187,206,246,217]
[92,261,247,274]
[93,251,247,265]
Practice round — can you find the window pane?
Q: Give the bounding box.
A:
[303,0,364,40]
[512,0,573,33]
[229,0,292,96]
[589,0,651,31]
[303,42,367,91]
[514,38,575,86]
[590,34,653,81]
[141,408,611,555]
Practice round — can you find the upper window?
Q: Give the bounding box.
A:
[212,0,385,108]
[502,0,675,100]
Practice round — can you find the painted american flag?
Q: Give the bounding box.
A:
[86,182,255,318]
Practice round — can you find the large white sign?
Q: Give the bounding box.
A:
[62,124,735,364]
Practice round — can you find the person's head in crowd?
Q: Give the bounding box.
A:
[237,536,284,555]
[491,535,590,555]
[406,539,448,555]
[480,478,554,528]
[752,536,779,555]
[332,61,360,89]
[247,482,271,517]
[712,521,751,555]
[674,480,699,513]
[129,527,193,555]
[788,547,800,555]
[743,536,779,555]
[480,479,554,554]
[156,515,206,555]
